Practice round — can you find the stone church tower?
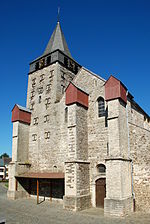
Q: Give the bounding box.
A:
[8,20,150,216]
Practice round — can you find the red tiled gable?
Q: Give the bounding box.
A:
[65,83,88,108]
[12,104,31,124]
[105,76,127,104]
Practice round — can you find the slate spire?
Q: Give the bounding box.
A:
[43,21,72,58]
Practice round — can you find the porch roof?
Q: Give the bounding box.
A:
[15,172,64,179]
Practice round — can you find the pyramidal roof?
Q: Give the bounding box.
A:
[43,21,72,58]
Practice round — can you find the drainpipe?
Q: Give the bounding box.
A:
[126,91,135,211]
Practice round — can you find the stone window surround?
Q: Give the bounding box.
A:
[30,102,35,111]
[31,90,35,98]
[46,84,51,92]
[32,134,37,141]
[33,117,39,125]
[38,86,43,94]
[45,131,50,139]
[45,98,51,109]
[44,114,49,123]
[32,78,36,85]
[40,74,44,83]
[49,70,54,79]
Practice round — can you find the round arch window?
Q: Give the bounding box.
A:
[97,164,106,173]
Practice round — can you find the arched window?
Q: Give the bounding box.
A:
[97,164,106,173]
[97,97,105,117]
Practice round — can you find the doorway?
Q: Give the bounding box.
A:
[96,178,106,208]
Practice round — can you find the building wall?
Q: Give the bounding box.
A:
[128,101,150,212]
[9,58,150,214]
[27,62,75,172]
[64,102,91,211]
[73,68,108,206]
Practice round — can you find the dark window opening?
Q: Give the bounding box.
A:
[97,164,106,173]
[75,64,79,74]
[64,57,68,68]
[35,62,39,70]
[32,134,37,141]
[65,107,68,123]
[44,115,49,123]
[47,56,51,65]
[33,117,39,125]
[45,131,50,139]
[39,96,41,103]
[98,97,105,117]
[105,106,108,127]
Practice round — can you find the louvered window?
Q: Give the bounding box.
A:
[47,56,51,65]
[98,97,105,117]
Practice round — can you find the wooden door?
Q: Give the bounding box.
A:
[96,178,106,208]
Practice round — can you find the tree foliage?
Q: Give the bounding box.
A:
[0,153,9,158]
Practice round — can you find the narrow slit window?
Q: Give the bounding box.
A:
[39,96,41,103]
[65,107,68,123]
[64,57,68,68]
[44,115,49,123]
[47,56,51,65]
[45,131,50,139]
[35,62,39,70]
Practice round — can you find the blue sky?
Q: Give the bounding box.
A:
[0,0,150,156]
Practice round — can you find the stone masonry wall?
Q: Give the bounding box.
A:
[73,68,108,206]
[65,103,89,186]
[64,100,90,211]
[25,61,150,212]
[76,105,88,160]
[105,98,133,216]
[107,99,128,158]
[106,159,132,199]
[26,62,75,172]
[76,163,90,196]
[128,100,150,212]
[12,121,29,163]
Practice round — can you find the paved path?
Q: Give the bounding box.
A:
[0,183,150,224]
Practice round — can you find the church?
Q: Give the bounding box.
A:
[8,20,150,216]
